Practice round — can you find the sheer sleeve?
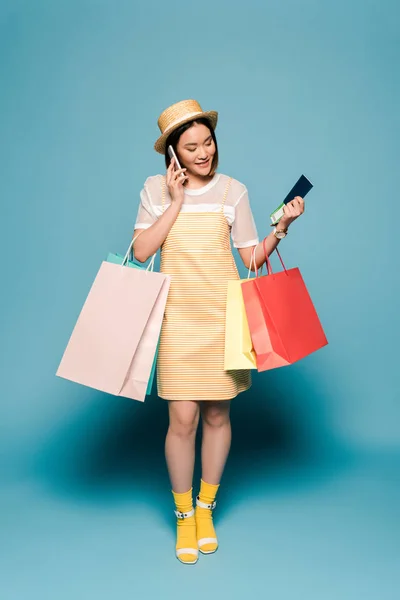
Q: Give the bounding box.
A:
[134,178,158,230]
[231,187,259,248]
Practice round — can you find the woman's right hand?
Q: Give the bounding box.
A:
[166,158,188,205]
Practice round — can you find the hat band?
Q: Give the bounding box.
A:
[162,111,206,136]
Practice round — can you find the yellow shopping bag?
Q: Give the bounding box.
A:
[224,247,260,370]
[224,278,257,370]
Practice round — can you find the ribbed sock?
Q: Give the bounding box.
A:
[172,489,198,564]
[195,479,219,554]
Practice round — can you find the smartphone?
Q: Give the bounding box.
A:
[168,145,185,178]
[270,174,313,224]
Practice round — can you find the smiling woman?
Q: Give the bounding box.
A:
[132,98,304,566]
[164,117,219,178]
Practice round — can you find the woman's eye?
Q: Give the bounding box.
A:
[186,141,212,153]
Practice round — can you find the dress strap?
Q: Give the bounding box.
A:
[221,177,232,212]
[161,175,166,213]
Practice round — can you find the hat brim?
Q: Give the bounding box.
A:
[154,111,218,154]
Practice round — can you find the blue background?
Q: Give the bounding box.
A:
[1,0,398,598]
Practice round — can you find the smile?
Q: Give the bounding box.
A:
[196,159,210,168]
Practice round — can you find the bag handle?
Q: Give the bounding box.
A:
[262,238,288,276]
[121,233,156,272]
[247,244,268,279]
[247,245,259,279]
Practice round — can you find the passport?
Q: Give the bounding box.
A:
[270,175,313,225]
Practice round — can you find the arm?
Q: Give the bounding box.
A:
[134,202,182,262]
[133,160,188,263]
[238,229,281,270]
[238,196,305,271]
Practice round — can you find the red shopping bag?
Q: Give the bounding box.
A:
[241,239,328,372]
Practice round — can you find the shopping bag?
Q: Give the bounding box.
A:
[106,250,159,395]
[57,239,170,401]
[224,247,257,370]
[241,240,328,372]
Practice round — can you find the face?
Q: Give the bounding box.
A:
[176,122,216,177]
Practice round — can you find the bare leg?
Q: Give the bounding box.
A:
[165,400,200,493]
[200,400,231,485]
[166,401,200,564]
[195,400,231,554]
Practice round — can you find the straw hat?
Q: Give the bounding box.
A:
[154,99,218,154]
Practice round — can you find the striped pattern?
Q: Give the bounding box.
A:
[157,177,251,401]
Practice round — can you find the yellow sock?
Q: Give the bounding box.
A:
[195,479,219,554]
[172,489,198,565]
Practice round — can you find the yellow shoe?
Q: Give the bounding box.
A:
[172,489,199,565]
[195,480,219,555]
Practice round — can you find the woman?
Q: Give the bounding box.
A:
[133,99,304,565]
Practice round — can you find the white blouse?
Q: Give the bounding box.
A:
[134,173,259,249]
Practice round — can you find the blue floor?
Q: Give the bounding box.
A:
[2,392,399,600]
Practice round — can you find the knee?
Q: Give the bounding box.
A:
[202,404,230,429]
[169,410,199,439]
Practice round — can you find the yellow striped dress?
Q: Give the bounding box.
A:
[157,176,251,401]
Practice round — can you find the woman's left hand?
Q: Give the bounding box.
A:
[279,196,305,229]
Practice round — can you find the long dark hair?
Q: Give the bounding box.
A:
[164,117,219,176]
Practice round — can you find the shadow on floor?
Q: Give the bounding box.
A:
[31,365,353,530]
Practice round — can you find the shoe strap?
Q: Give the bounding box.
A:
[196,495,217,510]
[174,508,195,519]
